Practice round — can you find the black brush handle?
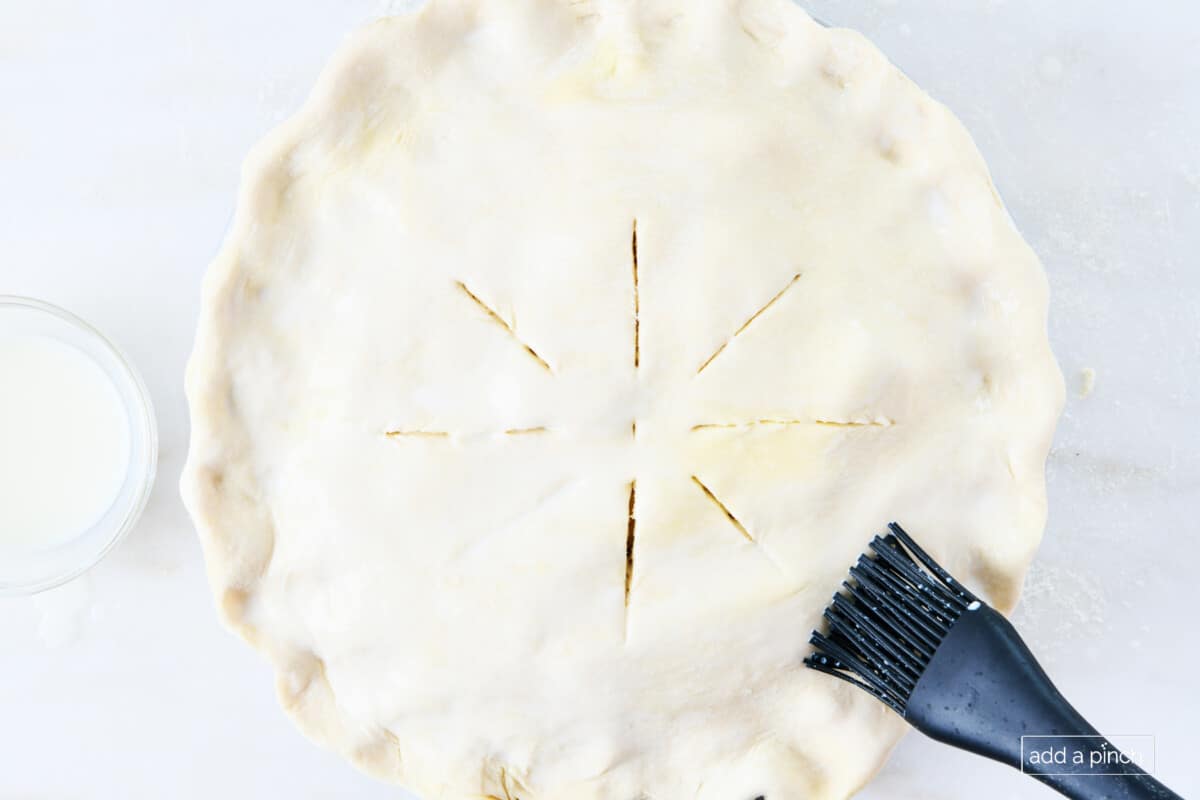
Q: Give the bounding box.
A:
[904,604,1181,800]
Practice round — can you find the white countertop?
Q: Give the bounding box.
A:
[3,1,1198,797]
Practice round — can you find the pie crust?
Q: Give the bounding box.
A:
[182,2,1064,797]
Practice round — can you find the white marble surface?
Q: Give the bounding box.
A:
[3,0,1198,797]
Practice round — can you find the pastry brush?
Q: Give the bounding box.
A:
[805,523,1182,800]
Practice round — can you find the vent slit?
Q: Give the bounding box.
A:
[504,427,546,435]
[384,430,449,438]
[624,480,637,642]
[815,418,893,428]
[455,280,552,372]
[632,219,640,368]
[696,273,802,374]
[690,475,754,543]
[692,417,894,431]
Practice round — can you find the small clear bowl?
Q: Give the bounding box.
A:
[0,296,157,596]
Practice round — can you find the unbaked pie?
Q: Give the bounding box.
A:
[183,1,1063,797]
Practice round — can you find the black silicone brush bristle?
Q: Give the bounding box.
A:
[804,522,979,714]
[805,525,1184,798]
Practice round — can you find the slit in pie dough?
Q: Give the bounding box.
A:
[182,1,1064,798]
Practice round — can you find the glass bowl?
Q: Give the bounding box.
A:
[0,296,157,596]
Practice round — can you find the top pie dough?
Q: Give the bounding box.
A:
[182,1,1064,798]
